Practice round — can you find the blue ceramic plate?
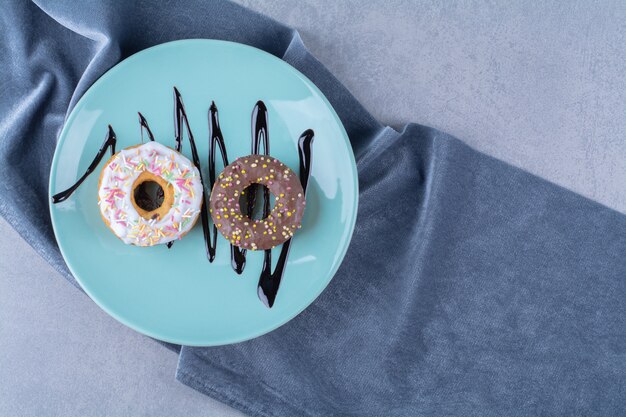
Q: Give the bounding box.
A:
[49,40,358,346]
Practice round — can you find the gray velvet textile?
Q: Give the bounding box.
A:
[1,1,624,416]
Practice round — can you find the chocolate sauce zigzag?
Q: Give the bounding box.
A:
[257,129,314,308]
[229,101,271,273]
[138,112,155,143]
[52,125,117,203]
[137,112,174,248]
[173,87,212,259]
[207,101,243,268]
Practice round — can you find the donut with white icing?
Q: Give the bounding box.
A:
[97,142,203,246]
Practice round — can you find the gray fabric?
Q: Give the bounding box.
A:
[1,1,624,416]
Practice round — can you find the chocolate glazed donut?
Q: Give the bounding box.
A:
[209,155,306,251]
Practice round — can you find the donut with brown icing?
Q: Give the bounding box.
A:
[209,155,306,250]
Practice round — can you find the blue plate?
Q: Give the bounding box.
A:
[49,40,358,346]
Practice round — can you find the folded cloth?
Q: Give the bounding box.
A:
[1,1,624,416]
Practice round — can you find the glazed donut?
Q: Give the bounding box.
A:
[98,142,203,246]
[209,155,306,251]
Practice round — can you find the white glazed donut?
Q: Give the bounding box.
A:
[97,141,203,246]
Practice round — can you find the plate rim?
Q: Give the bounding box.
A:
[48,39,359,346]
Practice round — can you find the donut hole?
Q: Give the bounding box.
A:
[134,180,165,212]
[239,184,275,221]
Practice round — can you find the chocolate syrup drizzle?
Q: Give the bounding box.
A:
[173,87,212,257]
[227,101,271,274]
[51,125,117,203]
[207,101,241,269]
[138,112,155,143]
[257,130,314,308]
[52,88,314,308]
[137,112,175,248]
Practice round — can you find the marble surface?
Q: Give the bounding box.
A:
[1,1,624,416]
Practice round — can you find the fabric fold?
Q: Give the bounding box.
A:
[178,124,626,416]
